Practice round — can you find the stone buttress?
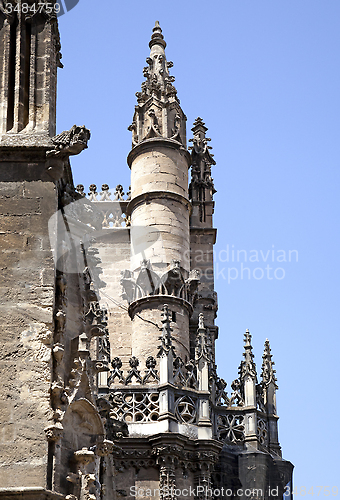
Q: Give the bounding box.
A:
[0,3,120,499]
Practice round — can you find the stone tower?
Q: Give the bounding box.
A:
[0,12,293,500]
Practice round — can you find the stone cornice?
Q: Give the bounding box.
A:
[128,294,193,319]
[127,190,191,216]
[127,137,191,168]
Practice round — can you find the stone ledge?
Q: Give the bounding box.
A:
[127,190,191,216]
[0,488,66,499]
[127,137,191,168]
[128,294,193,319]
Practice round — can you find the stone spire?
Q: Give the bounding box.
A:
[128,21,187,147]
[158,305,175,386]
[189,117,216,222]
[239,329,257,382]
[261,339,278,389]
[261,339,281,455]
[195,313,210,363]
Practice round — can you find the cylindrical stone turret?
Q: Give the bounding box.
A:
[125,22,193,363]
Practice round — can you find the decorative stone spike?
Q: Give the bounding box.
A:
[239,329,257,382]
[261,339,281,455]
[88,184,98,201]
[189,117,216,225]
[129,22,186,147]
[261,339,278,389]
[76,184,85,197]
[157,305,175,386]
[238,330,258,445]
[195,314,211,430]
[100,184,111,201]
[195,313,210,363]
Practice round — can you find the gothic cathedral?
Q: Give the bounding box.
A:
[0,6,293,500]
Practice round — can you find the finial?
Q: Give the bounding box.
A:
[189,117,215,163]
[261,339,278,388]
[192,117,208,133]
[239,329,257,381]
[149,20,166,49]
[195,313,210,362]
[244,329,252,347]
[130,21,183,147]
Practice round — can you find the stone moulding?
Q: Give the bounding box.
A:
[127,294,193,319]
[127,190,192,215]
[121,260,200,309]
[0,488,66,499]
[127,137,191,168]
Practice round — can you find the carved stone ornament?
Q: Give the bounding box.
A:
[261,339,278,388]
[239,330,257,381]
[121,261,200,306]
[129,22,186,147]
[44,422,63,442]
[47,125,91,159]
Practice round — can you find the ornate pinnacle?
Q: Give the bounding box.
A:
[157,304,175,357]
[129,22,186,148]
[239,329,257,381]
[195,313,210,362]
[135,22,177,106]
[189,117,216,205]
[189,117,215,161]
[261,339,278,389]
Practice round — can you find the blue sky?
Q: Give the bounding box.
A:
[57,0,340,492]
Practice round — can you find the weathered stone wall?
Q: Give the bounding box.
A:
[131,198,190,273]
[129,141,190,272]
[130,298,190,362]
[130,145,188,199]
[0,153,56,488]
[91,230,133,378]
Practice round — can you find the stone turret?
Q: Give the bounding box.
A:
[125,22,195,363]
[189,117,218,361]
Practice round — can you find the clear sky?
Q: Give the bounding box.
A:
[57,0,340,492]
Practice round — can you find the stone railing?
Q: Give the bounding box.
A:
[76,183,131,202]
[74,183,131,228]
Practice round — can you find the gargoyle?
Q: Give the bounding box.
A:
[47,125,91,159]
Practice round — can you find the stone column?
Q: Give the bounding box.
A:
[127,139,191,364]
[44,423,64,492]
